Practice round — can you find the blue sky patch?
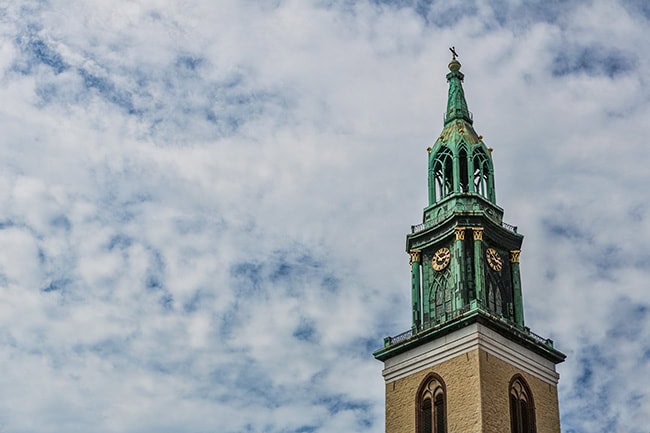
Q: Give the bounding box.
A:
[159,293,174,310]
[183,290,209,313]
[552,44,635,78]
[293,319,318,342]
[231,262,264,295]
[175,54,204,72]
[318,394,370,415]
[15,35,69,75]
[107,234,133,251]
[146,275,163,291]
[78,68,140,115]
[605,299,648,339]
[41,278,71,293]
[317,394,375,428]
[621,0,650,19]
[321,275,339,292]
[541,218,591,242]
[49,214,71,231]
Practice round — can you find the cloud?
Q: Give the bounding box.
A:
[0,1,647,432]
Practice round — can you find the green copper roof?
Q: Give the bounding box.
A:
[426,55,496,209]
[444,59,473,125]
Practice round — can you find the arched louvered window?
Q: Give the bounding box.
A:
[510,376,536,433]
[487,280,503,316]
[417,374,447,433]
[458,146,469,193]
[431,148,454,202]
[425,265,453,325]
[472,149,493,201]
[433,273,452,320]
[484,247,515,321]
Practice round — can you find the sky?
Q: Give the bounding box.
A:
[0,0,648,432]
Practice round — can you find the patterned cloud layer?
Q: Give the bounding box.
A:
[0,1,648,432]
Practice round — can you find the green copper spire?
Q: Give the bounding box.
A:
[425,51,495,212]
[374,51,566,374]
[445,56,472,125]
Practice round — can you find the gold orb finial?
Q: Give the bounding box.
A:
[448,59,461,72]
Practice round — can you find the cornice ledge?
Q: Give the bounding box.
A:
[382,322,560,385]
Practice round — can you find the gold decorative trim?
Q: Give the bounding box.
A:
[472,227,484,241]
[510,250,521,263]
[409,249,422,264]
[455,227,466,241]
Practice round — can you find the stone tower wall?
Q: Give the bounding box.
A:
[479,349,561,433]
[381,324,562,433]
[385,348,482,433]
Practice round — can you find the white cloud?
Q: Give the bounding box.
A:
[0,1,647,432]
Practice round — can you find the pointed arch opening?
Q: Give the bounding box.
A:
[485,249,514,321]
[509,375,536,433]
[434,272,452,320]
[416,373,447,433]
[431,148,454,203]
[425,267,453,325]
[458,145,469,193]
[472,149,494,202]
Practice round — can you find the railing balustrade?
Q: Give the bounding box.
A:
[411,223,426,234]
[382,304,554,350]
[411,207,517,235]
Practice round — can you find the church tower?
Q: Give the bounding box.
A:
[373,52,566,433]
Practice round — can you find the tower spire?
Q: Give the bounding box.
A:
[373,52,566,433]
[444,48,472,125]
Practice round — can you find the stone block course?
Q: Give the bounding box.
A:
[384,347,561,433]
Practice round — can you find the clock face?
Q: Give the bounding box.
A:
[432,247,451,271]
[486,247,503,272]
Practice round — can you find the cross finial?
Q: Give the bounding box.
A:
[449,46,458,60]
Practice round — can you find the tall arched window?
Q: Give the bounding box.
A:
[417,374,447,433]
[458,146,469,193]
[434,273,452,320]
[425,268,452,325]
[431,148,454,202]
[472,149,493,201]
[510,375,536,433]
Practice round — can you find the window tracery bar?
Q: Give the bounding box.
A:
[509,376,536,433]
[416,374,447,433]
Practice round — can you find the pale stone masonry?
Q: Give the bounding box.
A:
[382,323,562,433]
[386,350,482,433]
[479,350,561,433]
